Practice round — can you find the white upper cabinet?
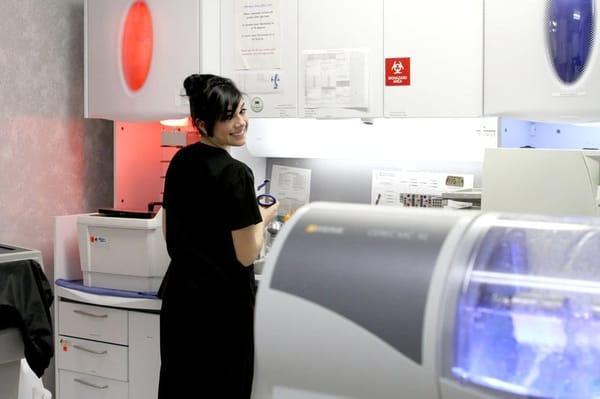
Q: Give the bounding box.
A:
[84,0,600,123]
[383,0,483,117]
[85,0,220,121]
[220,0,298,118]
[298,0,384,118]
[485,0,600,123]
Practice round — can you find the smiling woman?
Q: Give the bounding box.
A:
[157,74,278,398]
[201,100,249,148]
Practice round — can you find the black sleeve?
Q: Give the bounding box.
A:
[221,162,262,231]
[162,150,184,211]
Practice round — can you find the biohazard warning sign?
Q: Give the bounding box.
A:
[385,57,410,86]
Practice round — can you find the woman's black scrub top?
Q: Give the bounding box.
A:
[160,141,261,300]
[157,142,262,398]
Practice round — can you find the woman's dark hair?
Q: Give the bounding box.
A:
[183,74,244,137]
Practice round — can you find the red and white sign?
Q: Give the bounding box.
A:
[385,57,410,86]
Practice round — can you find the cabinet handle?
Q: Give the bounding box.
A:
[73,309,108,318]
[73,344,108,355]
[73,378,109,390]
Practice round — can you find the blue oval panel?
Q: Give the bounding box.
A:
[547,0,595,84]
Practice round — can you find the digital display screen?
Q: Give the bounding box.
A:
[445,175,464,187]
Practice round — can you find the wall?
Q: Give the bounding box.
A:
[500,117,600,149]
[247,118,498,161]
[252,117,497,206]
[266,158,483,205]
[0,0,113,392]
[0,0,113,275]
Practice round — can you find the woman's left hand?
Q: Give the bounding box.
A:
[259,202,279,226]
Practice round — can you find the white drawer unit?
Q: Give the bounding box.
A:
[58,301,128,345]
[54,291,161,399]
[54,216,163,399]
[57,336,128,381]
[59,369,128,399]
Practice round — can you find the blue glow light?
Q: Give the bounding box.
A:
[453,226,600,398]
[547,0,594,84]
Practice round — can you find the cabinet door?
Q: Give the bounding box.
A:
[85,0,212,121]
[128,312,160,399]
[298,0,384,118]
[221,0,299,118]
[484,0,600,122]
[383,0,483,117]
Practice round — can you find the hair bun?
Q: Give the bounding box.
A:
[183,74,235,98]
[183,74,213,97]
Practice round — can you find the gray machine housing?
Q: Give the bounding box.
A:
[253,203,486,399]
[253,203,598,399]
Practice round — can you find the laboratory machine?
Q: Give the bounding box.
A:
[482,148,600,217]
[254,202,600,399]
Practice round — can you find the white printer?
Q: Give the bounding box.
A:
[254,202,600,399]
[77,207,169,292]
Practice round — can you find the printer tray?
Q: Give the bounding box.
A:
[97,208,156,219]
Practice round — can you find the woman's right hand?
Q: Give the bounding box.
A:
[259,202,279,226]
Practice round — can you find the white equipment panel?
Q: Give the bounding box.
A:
[485,0,600,123]
[85,0,220,121]
[384,0,483,118]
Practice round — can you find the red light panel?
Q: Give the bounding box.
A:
[121,1,153,92]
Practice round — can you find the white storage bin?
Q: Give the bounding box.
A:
[18,359,52,399]
[77,208,169,293]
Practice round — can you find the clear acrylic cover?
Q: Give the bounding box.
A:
[452,215,600,398]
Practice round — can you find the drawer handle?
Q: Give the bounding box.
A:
[73,344,108,355]
[73,309,108,318]
[73,378,109,390]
